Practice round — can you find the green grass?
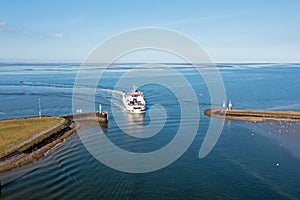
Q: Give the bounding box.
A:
[0,117,65,156]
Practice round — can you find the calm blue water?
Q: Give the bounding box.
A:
[1,63,300,199]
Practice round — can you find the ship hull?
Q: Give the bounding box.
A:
[122,94,145,114]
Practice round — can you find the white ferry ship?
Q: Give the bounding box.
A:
[122,86,146,113]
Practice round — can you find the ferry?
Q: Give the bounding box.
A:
[122,86,146,113]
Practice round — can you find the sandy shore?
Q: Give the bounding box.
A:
[205,108,300,122]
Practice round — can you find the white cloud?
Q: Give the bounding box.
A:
[0,21,31,35]
[155,13,240,27]
[6,28,31,35]
[0,21,6,27]
[50,33,64,38]
[0,20,64,38]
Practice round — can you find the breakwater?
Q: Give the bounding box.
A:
[0,118,77,174]
[0,112,107,174]
[64,112,108,123]
[205,108,300,122]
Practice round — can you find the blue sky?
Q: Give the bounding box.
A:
[0,0,299,62]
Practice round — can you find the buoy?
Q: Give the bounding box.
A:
[276,163,280,167]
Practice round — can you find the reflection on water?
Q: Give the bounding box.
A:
[254,121,300,160]
[127,113,145,124]
[1,63,300,199]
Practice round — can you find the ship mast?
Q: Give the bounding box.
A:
[38,98,42,119]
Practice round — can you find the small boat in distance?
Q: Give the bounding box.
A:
[122,86,146,113]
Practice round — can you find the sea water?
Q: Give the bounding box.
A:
[0,63,300,199]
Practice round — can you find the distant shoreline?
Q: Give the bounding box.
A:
[1,61,300,65]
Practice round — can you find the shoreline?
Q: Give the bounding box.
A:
[205,108,300,122]
[0,117,79,174]
[0,117,67,159]
[0,112,108,174]
[0,123,79,174]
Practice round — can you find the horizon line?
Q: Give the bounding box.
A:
[0,60,300,65]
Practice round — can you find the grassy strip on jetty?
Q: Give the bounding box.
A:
[0,112,104,174]
[0,117,65,157]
